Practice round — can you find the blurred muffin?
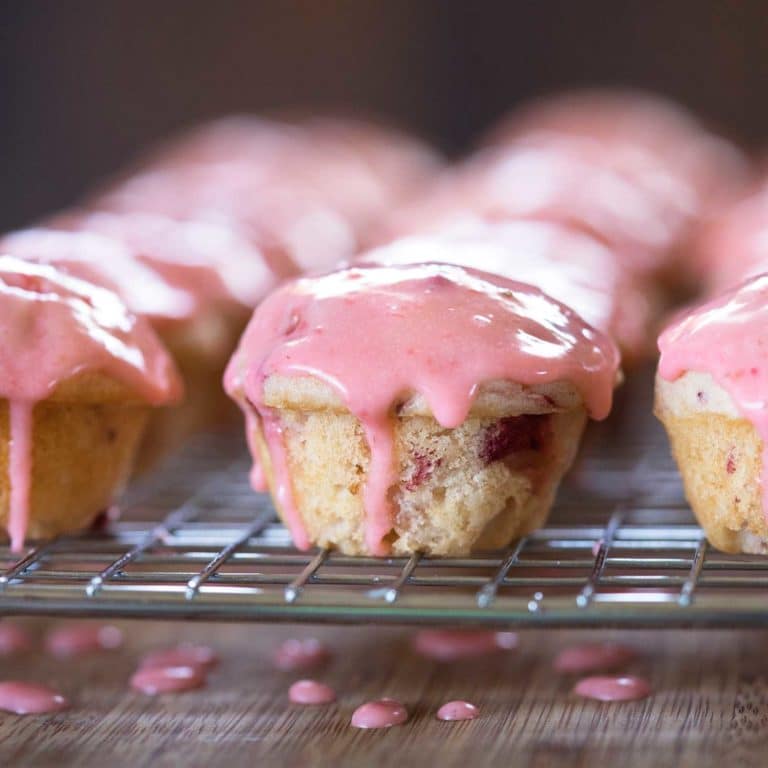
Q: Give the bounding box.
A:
[0,256,180,549]
[226,260,619,556]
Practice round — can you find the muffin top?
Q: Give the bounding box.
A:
[0,256,181,404]
[358,222,651,358]
[659,274,768,422]
[225,258,619,425]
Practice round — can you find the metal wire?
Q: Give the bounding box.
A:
[2,396,768,627]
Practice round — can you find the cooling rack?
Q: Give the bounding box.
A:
[1,375,768,628]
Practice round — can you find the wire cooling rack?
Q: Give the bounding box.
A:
[1,375,768,627]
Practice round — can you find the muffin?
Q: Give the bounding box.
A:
[485,87,747,209]
[225,260,619,556]
[655,274,768,553]
[0,256,180,549]
[97,115,442,274]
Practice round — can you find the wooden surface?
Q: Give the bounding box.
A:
[0,620,765,767]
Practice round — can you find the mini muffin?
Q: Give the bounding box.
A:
[97,115,441,272]
[0,256,180,549]
[655,275,768,553]
[485,88,747,210]
[379,138,691,284]
[226,260,619,556]
[359,220,656,364]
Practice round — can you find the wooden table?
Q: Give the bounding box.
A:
[0,619,762,767]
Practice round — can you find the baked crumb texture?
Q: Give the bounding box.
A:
[250,374,587,556]
[655,371,768,553]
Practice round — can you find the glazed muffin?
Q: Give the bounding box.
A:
[225,260,619,556]
[485,88,747,210]
[655,275,768,553]
[0,257,180,549]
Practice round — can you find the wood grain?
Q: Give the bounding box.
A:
[0,620,763,767]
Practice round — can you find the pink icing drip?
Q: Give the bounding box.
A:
[412,629,518,661]
[288,679,336,705]
[0,682,68,714]
[554,643,636,673]
[45,624,124,658]
[8,401,33,552]
[573,675,651,702]
[261,411,309,549]
[0,623,32,655]
[130,665,206,695]
[351,698,408,729]
[139,644,218,671]
[658,275,768,518]
[225,262,618,554]
[436,700,479,721]
[273,638,329,671]
[0,258,180,549]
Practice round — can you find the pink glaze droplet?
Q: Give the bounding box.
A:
[351,698,408,729]
[139,644,218,672]
[554,643,636,674]
[412,630,518,661]
[573,675,651,702]
[289,679,336,705]
[45,624,124,658]
[130,665,206,695]
[273,638,330,671]
[0,623,32,655]
[0,681,68,714]
[436,700,479,721]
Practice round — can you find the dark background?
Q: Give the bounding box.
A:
[0,0,763,231]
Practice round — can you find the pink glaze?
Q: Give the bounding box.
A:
[273,638,330,671]
[488,88,746,206]
[225,261,618,554]
[384,138,692,273]
[573,675,651,702]
[288,679,336,705]
[130,665,206,695]
[436,700,479,721]
[53,211,278,310]
[658,275,768,516]
[0,257,181,549]
[553,643,636,673]
[413,630,518,661]
[0,623,32,655]
[0,228,196,327]
[361,222,653,358]
[351,698,408,729]
[45,624,123,658]
[139,644,218,671]
[96,166,358,276]
[0,682,68,714]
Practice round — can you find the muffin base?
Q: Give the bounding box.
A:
[249,378,588,555]
[0,398,148,543]
[655,372,767,553]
